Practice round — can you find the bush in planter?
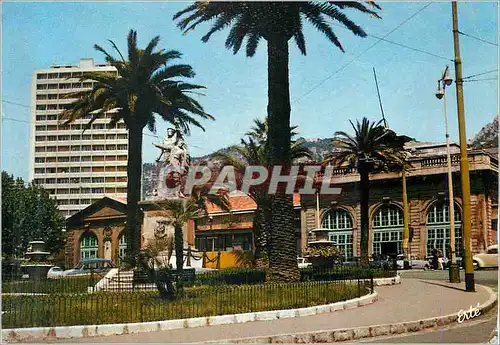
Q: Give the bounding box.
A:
[303,246,343,268]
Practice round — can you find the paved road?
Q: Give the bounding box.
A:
[373,269,499,343]
[399,269,498,289]
[57,279,493,343]
[366,303,498,343]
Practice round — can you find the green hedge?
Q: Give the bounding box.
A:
[2,275,103,294]
[300,267,395,281]
[193,268,267,286]
[2,281,365,328]
[188,266,394,286]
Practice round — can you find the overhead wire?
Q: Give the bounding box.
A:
[462,69,498,80]
[329,22,453,63]
[1,99,205,149]
[463,77,498,83]
[458,30,499,47]
[292,2,434,105]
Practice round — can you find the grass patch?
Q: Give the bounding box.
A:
[2,281,366,328]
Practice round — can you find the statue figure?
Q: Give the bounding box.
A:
[153,128,190,198]
[155,128,189,168]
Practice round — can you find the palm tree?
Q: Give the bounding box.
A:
[59,30,213,265]
[159,186,230,288]
[174,2,381,281]
[324,117,412,267]
[214,118,311,269]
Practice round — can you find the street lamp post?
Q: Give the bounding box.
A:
[435,65,460,283]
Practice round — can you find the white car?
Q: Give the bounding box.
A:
[297,257,312,269]
[47,266,64,279]
[473,244,498,269]
[396,254,430,270]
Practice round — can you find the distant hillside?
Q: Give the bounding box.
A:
[192,137,333,162]
[470,115,498,149]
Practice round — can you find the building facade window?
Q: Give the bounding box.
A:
[321,208,353,260]
[118,232,127,261]
[426,202,462,258]
[80,233,98,260]
[195,231,253,252]
[372,205,404,256]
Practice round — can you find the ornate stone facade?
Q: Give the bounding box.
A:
[65,197,132,268]
[300,143,498,259]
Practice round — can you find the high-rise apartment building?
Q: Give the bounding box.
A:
[30,58,128,218]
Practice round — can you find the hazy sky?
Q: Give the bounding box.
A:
[2,1,498,181]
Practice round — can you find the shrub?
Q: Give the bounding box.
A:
[194,268,266,286]
[303,246,343,259]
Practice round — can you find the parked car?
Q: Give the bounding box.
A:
[63,258,116,277]
[297,257,312,269]
[47,266,65,279]
[473,244,498,269]
[396,254,430,270]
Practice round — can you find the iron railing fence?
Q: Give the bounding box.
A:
[1,265,390,294]
[1,265,389,294]
[2,276,374,329]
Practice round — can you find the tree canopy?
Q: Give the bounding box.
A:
[2,172,65,260]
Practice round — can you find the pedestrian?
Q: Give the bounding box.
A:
[431,248,439,270]
[437,250,444,270]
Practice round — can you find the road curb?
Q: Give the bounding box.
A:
[203,284,497,344]
[373,274,401,286]
[2,291,378,342]
[488,326,498,344]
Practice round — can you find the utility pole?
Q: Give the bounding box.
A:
[452,1,474,292]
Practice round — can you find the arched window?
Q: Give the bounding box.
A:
[372,205,404,256]
[118,232,127,260]
[426,202,462,258]
[80,232,98,260]
[321,209,353,260]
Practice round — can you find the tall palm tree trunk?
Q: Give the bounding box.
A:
[125,124,143,267]
[266,37,299,282]
[359,164,370,267]
[174,223,184,284]
[253,205,269,268]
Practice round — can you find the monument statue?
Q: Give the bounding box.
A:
[152,128,190,198]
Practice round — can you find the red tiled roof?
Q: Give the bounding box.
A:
[206,193,301,214]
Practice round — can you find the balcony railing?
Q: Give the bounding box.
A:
[420,154,460,167]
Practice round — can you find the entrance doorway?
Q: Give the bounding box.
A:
[380,242,398,258]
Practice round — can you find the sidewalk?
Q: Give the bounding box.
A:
[60,279,493,343]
